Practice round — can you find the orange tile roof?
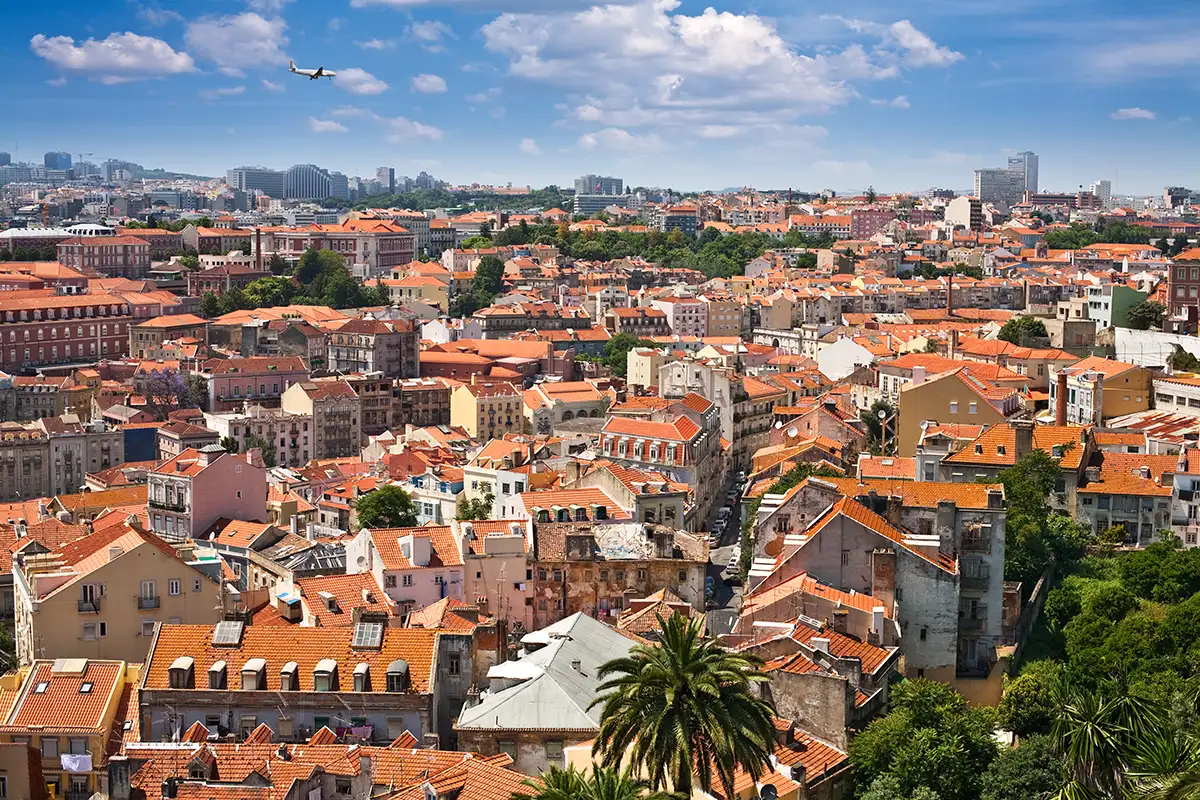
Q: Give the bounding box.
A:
[368,525,464,570]
[143,624,439,692]
[1077,452,1176,497]
[801,476,1002,510]
[296,573,394,626]
[2,660,124,732]
[602,415,702,442]
[54,485,147,511]
[801,497,955,572]
[943,424,1089,469]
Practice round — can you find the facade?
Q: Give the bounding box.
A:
[186,265,269,296]
[574,175,624,195]
[394,378,451,428]
[202,405,315,467]
[283,164,333,200]
[450,378,524,440]
[0,294,133,373]
[129,314,208,360]
[227,166,285,197]
[1168,249,1200,317]
[603,307,671,337]
[650,297,707,338]
[266,221,417,279]
[1007,151,1039,193]
[199,356,310,413]
[326,318,418,378]
[897,369,1022,457]
[56,236,151,279]
[1050,356,1153,426]
[147,446,268,539]
[973,168,1026,208]
[0,419,123,503]
[280,380,363,459]
[13,521,224,664]
[346,523,466,614]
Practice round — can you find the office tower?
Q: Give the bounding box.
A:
[574,174,624,196]
[329,171,350,200]
[227,166,286,199]
[44,152,72,170]
[1090,180,1112,207]
[974,168,1027,208]
[0,153,10,167]
[1007,151,1039,194]
[376,167,396,194]
[284,164,333,200]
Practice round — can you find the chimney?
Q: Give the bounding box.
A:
[1055,370,1068,426]
[359,753,372,783]
[871,607,885,640]
[948,328,958,361]
[289,515,299,536]
[1013,419,1034,458]
[37,500,47,521]
[471,373,478,386]
[871,548,897,611]
[306,522,316,543]
[255,227,262,272]
[1093,373,1104,425]
[885,495,902,526]
[108,756,132,800]
[912,365,927,385]
[831,609,848,634]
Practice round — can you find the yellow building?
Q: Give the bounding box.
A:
[381,275,450,312]
[625,347,675,393]
[1049,356,1152,426]
[449,376,524,440]
[14,519,225,665]
[702,296,745,337]
[897,368,1022,456]
[0,658,139,800]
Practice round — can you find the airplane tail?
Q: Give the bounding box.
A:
[288,60,296,72]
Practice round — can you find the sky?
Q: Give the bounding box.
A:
[4,0,1196,194]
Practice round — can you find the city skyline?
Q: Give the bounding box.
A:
[5,0,1197,193]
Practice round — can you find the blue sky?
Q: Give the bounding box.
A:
[5,0,1195,193]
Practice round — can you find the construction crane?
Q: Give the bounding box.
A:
[75,153,94,177]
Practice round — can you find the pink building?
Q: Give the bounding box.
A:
[650,297,708,338]
[346,523,465,614]
[147,445,268,539]
[266,221,416,279]
[199,356,309,412]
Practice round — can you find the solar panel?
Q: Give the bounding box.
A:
[212,620,245,646]
[351,622,384,650]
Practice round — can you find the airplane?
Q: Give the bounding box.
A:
[289,61,336,80]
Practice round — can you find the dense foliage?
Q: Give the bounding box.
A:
[996,449,1089,588]
[516,765,675,800]
[1126,299,1166,331]
[997,315,1048,345]
[198,248,389,316]
[455,491,494,521]
[354,485,419,529]
[1042,220,1166,250]
[358,186,573,212]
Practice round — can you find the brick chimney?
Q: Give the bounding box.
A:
[1055,370,1068,426]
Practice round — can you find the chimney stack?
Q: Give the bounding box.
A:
[1055,370,1068,426]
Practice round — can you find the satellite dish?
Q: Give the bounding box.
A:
[787,426,798,438]
[760,785,779,800]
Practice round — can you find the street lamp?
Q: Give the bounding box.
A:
[877,408,893,455]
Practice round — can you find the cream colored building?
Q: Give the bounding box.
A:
[625,348,675,393]
[450,377,523,440]
[13,520,224,665]
[701,296,744,337]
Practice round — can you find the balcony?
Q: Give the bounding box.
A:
[959,612,987,633]
[66,789,95,800]
[960,535,991,553]
[961,575,989,592]
[78,599,101,614]
[149,499,188,513]
[137,596,160,609]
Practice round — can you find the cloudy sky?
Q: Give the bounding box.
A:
[7,0,1194,193]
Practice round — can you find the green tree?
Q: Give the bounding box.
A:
[244,434,277,468]
[849,679,999,800]
[1169,345,1200,373]
[456,491,495,521]
[268,253,289,275]
[979,735,1066,800]
[997,450,1088,586]
[461,235,492,249]
[861,399,896,454]
[1127,300,1166,331]
[244,276,295,308]
[590,615,776,799]
[183,374,209,411]
[179,254,200,269]
[998,315,1049,345]
[354,485,419,529]
[999,668,1060,736]
[515,765,587,800]
[199,291,220,318]
[600,333,657,379]
[865,185,878,204]
[474,255,506,297]
[219,436,239,454]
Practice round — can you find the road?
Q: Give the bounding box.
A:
[703,470,746,636]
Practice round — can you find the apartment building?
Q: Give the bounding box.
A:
[0,658,139,800]
[0,418,123,503]
[139,620,453,745]
[281,380,363,459]
[473,303,591,339]
[346,523,465,614]
[147,446,268,539]
[650,297,707,338]
[897,368,1024,456]
[202,405,315,467]
[56,235,151,278]
[393,378,451,428]
[200,356,310,413]
[265,221,417,279]
[702,295,745,337]
[1168,249,1200,317]
[156,421,219,462]
[186,264,269,296]
[1049,356,1153,426]
[523,381,611,435]
[450,377,524,440]
[334,373,394,437]
[603,307,671,337]
[0,294,133,373]
[128,314,208,360]
[326,318,418,378]
[13,520,224,664]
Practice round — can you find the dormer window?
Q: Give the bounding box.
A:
[314,660,338,692]
[169,656,194,689]
[208,661,227,690]
[241,658,266,690]
[353,663,370,692]
[280,662,297,691]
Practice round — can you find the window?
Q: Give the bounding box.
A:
[545,740,564,762]
[552,569,563,582]
[194,579,202,592]
[401,575,413,587]
[841,550,850,566]
[82,623,97,641]
[498,741,517,759]
[335,779,352,796]
[314,672,333,692]
[41,738,58,758]
[169,579,180,596]
[449,655,461,675]
[142,620,156,637]
[968,402,977,415]
[949,401,959,413]
[99,622,107,637]
[79,682,93,694]
[385,575,397,588]
[68,738,87,755]
[34,682,48,694]
[920,627,928,641]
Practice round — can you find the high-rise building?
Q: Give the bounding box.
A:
[329,171,350,200]
[0,153,10,167]
[284,164,333,200]
[376,167,395,194]
[1007,151,1039,194]
[1090,180,1112,207]
[44,152,72,170]
[574,174,624,196]
[974,168,1026,209]
[227,166,286,198]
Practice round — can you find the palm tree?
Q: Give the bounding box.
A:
[589,614,776,800]
[514,765,677,800]
[516,765,587,800]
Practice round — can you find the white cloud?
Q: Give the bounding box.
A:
[577,127,664,152]
[137,7,184,26]
[335,68,390,95]
[30,32,195,82]
[384,116,444,142]
[357,39,396,50]
[308,116,349,133]
[412,73,448,93]
[827,16,964,67]
[811,159,873,175]
[47,77,67,87]
[467,87,501,103]
[201,85,247,100]
[408,20,453,51]
[328,18,343,31]
[519,137,540,154]
[1111,107,1156,120]
[482,0,960,140]
[246,0,293,11]
[261,78,284,91]
[870,94,910,109]
[185,13,287,75]
[697,124,740,139]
